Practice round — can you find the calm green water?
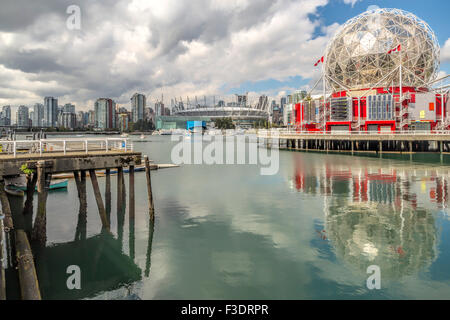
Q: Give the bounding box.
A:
[6,135,450,299]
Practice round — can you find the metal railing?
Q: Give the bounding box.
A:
[0,138,132,158]
[257,129,450,136]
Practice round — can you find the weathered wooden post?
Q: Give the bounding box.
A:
[145,222,155,278]
[105,169,111,222]
[117,167,124,213]
[89,169,110,231]
[74,171,87,241]
[129,170,135,260]
[16,230,41,300]
[0,179,13,231]
[31,161,51,245]
[144,156,155,223]
[23,173,38,216]
[74,170,87,210]
[0,219,5,300]
[73,171,81,198]
[129,165,135,220]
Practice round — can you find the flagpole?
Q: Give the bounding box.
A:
[399,45,403,130]
[323,73,326,132]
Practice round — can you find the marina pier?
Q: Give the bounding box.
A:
[0,138,156,300]
[258,130,450,155]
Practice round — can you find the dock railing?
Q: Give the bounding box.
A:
[257,129,450,136]
[0,138,132,158]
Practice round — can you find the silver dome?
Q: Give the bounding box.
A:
[324,8,440,90]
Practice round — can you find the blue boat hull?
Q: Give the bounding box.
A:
[9,179,68,191]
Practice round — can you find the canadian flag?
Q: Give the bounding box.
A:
[387,44,401,54]
[314,56,324,67]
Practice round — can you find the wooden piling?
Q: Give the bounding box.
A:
[129,165,135,259]
[15,229,41,300]
[74,171,87,241]
[145,222,155,278]
[73,171,81,198]
[23,173,38,216]
[80,171,87,208]
[117,167,124,213]
[144,156,155,223]
[105,169,111,222]
[89,169,110,231]
[0,219,5,300]
[129,165,135,220]
[0,179,13,230]
[31,161,51,245]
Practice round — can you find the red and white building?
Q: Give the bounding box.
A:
[293,8,449,133]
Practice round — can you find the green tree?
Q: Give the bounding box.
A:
[214,117,235,129]
[131,119,155,132]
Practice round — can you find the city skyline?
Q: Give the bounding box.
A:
[1,1,449,111]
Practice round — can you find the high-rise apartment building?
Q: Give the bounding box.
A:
[16,105,29,127]
[60,112,77,129]
[0,105,11,126]
[63,103,76,114]
[94,98,116,129]
[44,97,58,127]
[33,103,44,127]
[131,93,146,122]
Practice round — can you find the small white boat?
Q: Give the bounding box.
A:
[140,134,145,139]
[121,133,129,138]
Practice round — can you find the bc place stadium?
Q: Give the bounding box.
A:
[156,94,270,130]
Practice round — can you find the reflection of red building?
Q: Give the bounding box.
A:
[293,160,449,210]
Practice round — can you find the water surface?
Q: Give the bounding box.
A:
[9,135,450,299]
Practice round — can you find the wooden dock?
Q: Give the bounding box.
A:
[257,130,450,154]
[0,138,156,300]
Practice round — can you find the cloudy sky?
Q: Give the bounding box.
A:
[0,0,449,112]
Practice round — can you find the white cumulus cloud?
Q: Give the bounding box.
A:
[0,0,337,110]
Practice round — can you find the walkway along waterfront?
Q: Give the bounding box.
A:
[0,138,155,300]
[258,130,450,156]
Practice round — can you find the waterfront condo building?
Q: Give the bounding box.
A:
[32,103,44,127]
[60,112,77,129]
[0,105,11,126]
[95,98,116,129]
[118,113,129,132]
[131,93,146,123]
[16,105,29,127]
[63,103,76,114]
[43,97,58,127]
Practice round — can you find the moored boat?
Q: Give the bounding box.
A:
[5,185,25,197]
[7,179,69,191]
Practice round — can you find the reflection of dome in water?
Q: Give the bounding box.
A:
[325,202,437,279]
[325,8,440,89]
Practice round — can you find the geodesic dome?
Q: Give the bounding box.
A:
[324,8,440,91]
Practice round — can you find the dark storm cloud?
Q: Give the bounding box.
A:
[0,48,72,73]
